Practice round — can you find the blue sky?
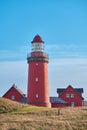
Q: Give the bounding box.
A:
[0,0,87,100]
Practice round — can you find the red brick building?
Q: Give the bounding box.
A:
[3,84,26,102]
[56,85,84,107]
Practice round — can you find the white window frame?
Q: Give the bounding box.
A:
[71,93,74,98]
[11,95,15,100]
[66,93,70,98]
[71,102,75,107]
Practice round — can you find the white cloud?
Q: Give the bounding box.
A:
[46,43,87,59]
[0,45,30,61]
[0,42,87,61]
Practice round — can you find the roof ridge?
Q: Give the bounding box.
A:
[13,85,25,96]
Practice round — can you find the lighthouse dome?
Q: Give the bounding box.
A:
[31,35,44,43]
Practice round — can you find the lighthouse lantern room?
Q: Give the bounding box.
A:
[27,35,51,107]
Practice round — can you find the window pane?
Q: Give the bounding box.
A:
[71,102,75,107]
[66,94,69,98]
[11,95,15,100]
[71,93,74,98]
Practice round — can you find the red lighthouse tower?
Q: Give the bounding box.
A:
[27,35,51,107]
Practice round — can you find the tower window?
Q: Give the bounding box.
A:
[36,63,38,66]
[35,77,38,82]
[36,93,38,98]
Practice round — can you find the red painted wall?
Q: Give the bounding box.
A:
[27,61,51,107]
[3,87,24,101]
[59,86,83,106]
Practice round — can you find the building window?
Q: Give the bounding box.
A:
[71,102,75,107]
[66,93,70,98]
[36,93,38,98]
[35,77,38,82]
[11,95,15,100]
[71,93,74,98]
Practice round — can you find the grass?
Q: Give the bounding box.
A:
[0,97,87,130]
[0,97,25,113]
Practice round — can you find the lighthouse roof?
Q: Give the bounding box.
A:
[31,35,44,43]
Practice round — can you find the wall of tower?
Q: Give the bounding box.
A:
[27,61,51,107]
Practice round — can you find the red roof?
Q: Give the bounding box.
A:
[31,35,44,43]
